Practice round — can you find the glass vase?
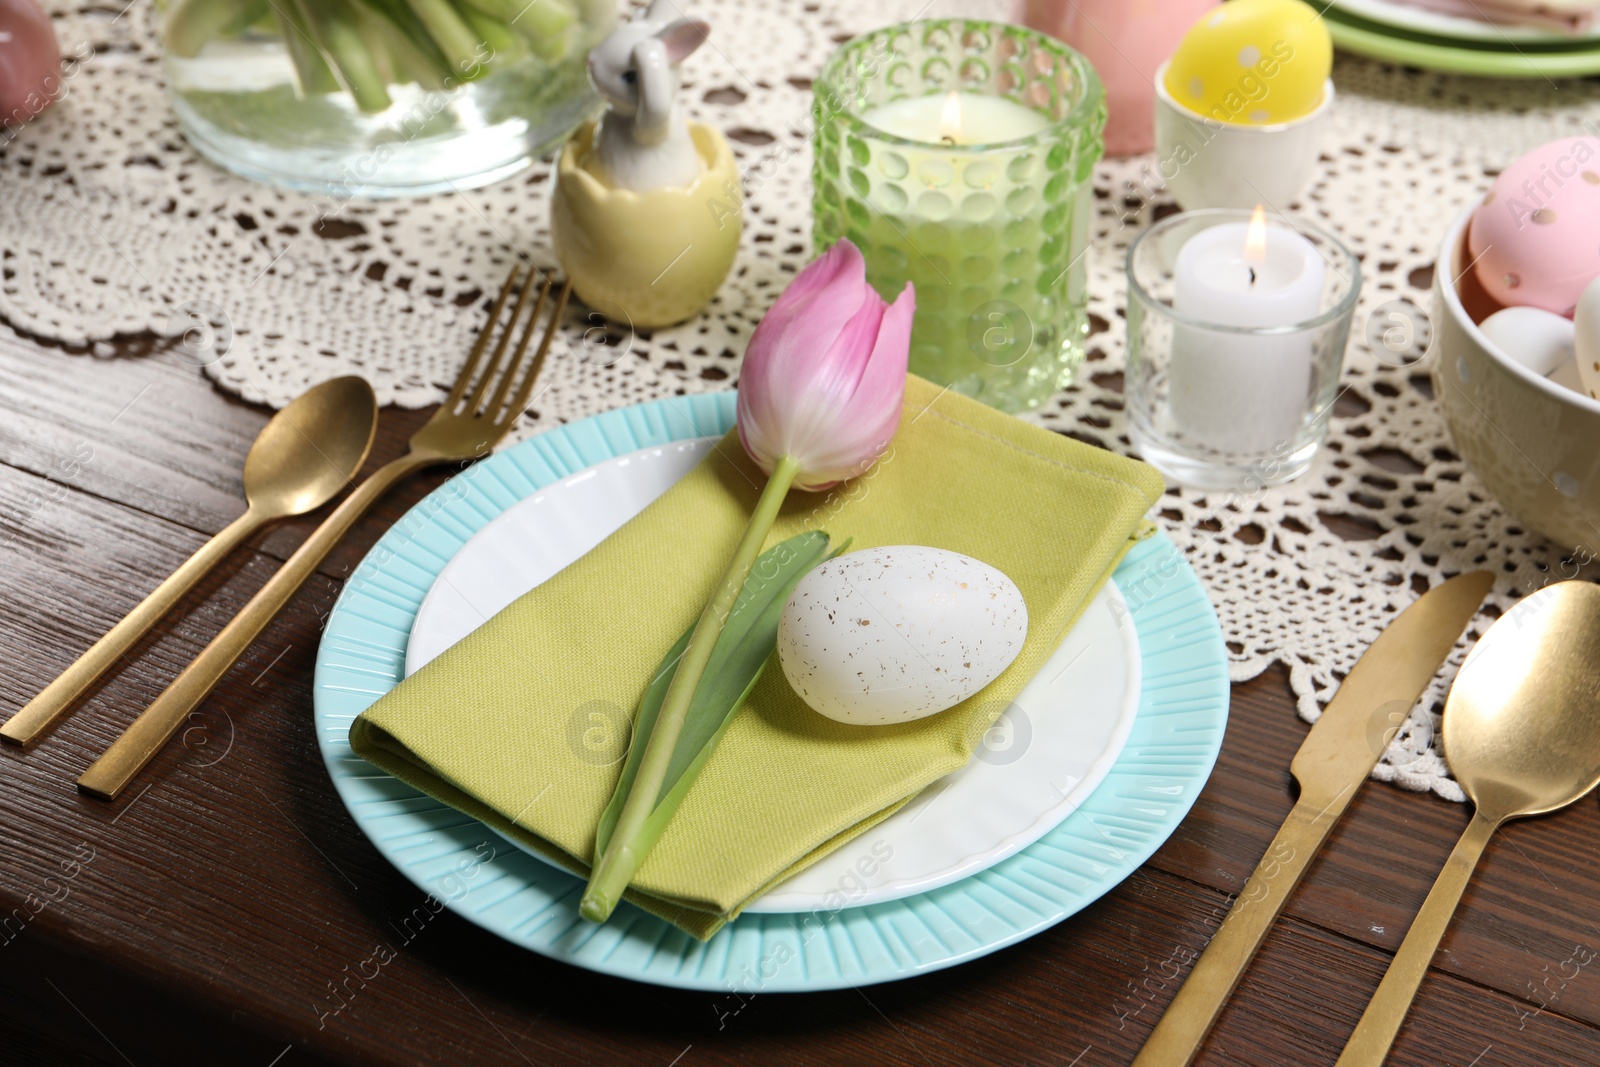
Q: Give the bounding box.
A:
[160,0,613,198]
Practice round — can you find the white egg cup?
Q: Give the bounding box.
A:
[1151,60,1334,211]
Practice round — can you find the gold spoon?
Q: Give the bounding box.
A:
[1335,579,1600,1066]
[0,375,378,747]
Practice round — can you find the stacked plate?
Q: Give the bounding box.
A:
[1327,0,1600,76]
[313,393,1230,991]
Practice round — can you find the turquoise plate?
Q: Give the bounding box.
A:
[312,393,1230,992]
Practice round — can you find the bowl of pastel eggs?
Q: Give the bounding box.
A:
[1433,135,1600,553]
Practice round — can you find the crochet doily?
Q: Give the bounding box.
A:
[7,0,1598,802]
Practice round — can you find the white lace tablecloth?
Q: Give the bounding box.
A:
[9,0,1600,801]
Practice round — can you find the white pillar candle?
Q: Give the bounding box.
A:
[859,90,1051,144]
[1169,210,1326,456]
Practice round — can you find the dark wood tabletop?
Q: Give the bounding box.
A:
[2,322,1597,1067]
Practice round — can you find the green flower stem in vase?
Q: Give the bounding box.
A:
[161,0,610,195]
[811,20,1105,413]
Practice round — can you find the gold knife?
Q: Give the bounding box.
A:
[1131,570,1494,1067]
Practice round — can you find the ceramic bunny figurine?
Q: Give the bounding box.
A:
[584,0,710,192]
[552,1,739,327]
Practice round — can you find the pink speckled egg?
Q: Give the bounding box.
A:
[1469,137,1600,317]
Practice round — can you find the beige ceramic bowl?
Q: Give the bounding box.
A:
[1433,203,1600,553]
[551,121,741,330]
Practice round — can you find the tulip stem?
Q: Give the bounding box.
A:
[580,454,802,923]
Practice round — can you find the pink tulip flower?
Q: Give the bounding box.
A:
[580,240,914,924]
[736,238,915,492]
[0,0,60,124]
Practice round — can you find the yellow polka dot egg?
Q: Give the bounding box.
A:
[1164,0,1332,126]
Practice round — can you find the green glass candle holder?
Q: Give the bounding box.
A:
[812,20,1105,413]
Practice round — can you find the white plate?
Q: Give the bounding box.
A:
[1331,0,1600,42]
[405,439,1141,912]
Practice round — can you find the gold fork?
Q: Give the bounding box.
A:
[78,267,571,801]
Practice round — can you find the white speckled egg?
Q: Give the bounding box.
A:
[777,546,1029,726]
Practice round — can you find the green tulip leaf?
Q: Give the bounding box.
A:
[594,530,832,859]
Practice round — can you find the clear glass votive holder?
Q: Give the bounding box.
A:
[1124,209,1361,490]
[811,20,1105,413]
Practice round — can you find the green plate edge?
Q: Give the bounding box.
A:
[1327,7,1600,77]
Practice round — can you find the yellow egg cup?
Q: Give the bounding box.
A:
[551,122,743,330]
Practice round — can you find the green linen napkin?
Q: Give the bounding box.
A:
[350,375,1164,940]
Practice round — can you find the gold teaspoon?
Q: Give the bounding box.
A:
[0,376,378,746]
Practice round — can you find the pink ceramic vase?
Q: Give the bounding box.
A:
[1017,0,1216,157]
[0,0,59,125]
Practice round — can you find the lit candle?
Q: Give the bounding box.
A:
[821,94,1089,411]
[859,90,1051,145]
[1169,206,1326,455]
[812,22,1105,412]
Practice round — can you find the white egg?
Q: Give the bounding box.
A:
[776,546,1029,726]
[1480,306,1575,378]
[1575,276,1600,401]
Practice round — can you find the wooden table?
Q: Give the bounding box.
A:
[1,328,1596,1067]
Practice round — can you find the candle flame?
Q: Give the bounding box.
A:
[938,91,962,145]
[1244,204,1268,267]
